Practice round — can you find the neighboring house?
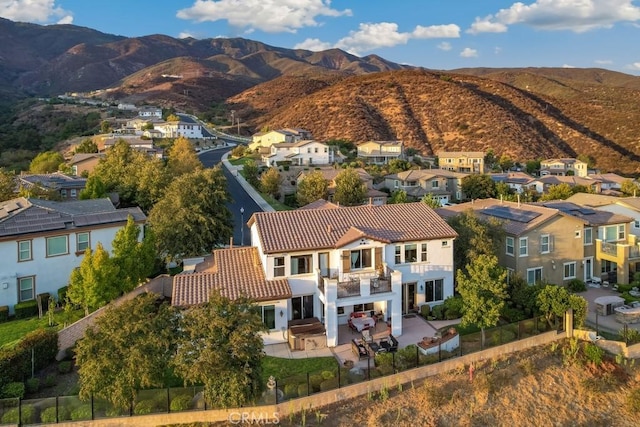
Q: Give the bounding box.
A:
[101,136,164,159]
[357,141,404,164]
[437,199,588,286]
[538,201,636,284]
[68,153,104,177]
[243,202,457,347]
[567,193,640,238]
[117,103,136,111]
[587,173,627,194]
[297,167,387,205]
[437,151,485,174]
[250,128,313,151]
[383,169,468,203]
[530,175,602,195]
[263,140,333,167]
[138,106,163,118]
[540,158,588,177]
[154,121,205,139]
[0,198,146,314]
[17,172,87,200]
[490,172,536,194]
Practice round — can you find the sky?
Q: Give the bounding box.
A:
[1,0,640,75]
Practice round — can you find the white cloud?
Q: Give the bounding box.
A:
[460,48,478,58]
[178,31,196,39]
[627,62,640,70]
[177,0,351,33]
[294,38,333,51]
[334,22,411,54]
[468,0,640,34]
[412,24,460,39]
[595,59,613,64]
[562,64,576,68]
[0,0,72,24]
[437,42,452,51]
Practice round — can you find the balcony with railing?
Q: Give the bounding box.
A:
[337,278,361,298]
[596,239,640,264]
[370,276,392,294]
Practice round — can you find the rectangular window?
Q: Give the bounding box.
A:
[46,235,68,257]
[314,147,318,153]
[350,249,372,270]
[425,279,444,303]
[18,240,32,262]
[261,305,276,330]
[506,236,514,256]
[60,189,67,198]
[291,295,314,320]
[353,303,374,313]
[540,235,550,254]
[618,224,625,240]
[563,262,576,280]
[18,276,35,302]
[420,243,428,262]
[290,255,312,275]
[441,241,448,247]
[526,267,543,285]
[274,257,285,277]
[394,245,401,264]
[519,237,528,257]
[431,180,438,188]
[404,244,417,263]
[76,232,90,252]
[584,228,593,245]
[604,225,618,242]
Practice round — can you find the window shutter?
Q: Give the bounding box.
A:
[374,247,382,268]
[342,250,350,273]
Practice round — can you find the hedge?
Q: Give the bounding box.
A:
[1,405,34,424]
[0,328,58,388]
[170,394,193,412]
[0,306,8,323]
[13,300,38,319]
[1,382,25,399]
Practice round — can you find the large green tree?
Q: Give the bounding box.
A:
[461,174,496,200]
[172,291,267,408]
[456,254,508,347]
[167,136,202,177]
[67,243,120,316]
[243,160,260,188]
[296,170,329,206]
[79,175,107,200]
[621,179,640,197]
[421,193,441,208]
[333,168,367,206]
[0,168,16,202]
[29,151,65,173]
[75,293,178,410]
[537,285,587,328]
[74,138,99,154]
[447,210,504,274]
[111,216,156,293]
[260,167,282,199]
[539,183,573,201]
[148,166,233,261]
[389,189,408,204]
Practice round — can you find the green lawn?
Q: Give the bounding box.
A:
[261,356,338,382]
[0,309,84,349]
[229,155,259,166]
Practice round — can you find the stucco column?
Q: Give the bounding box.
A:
[390,270,403,337]
[324,278,338,347]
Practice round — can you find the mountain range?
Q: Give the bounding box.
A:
[1,17,640,174]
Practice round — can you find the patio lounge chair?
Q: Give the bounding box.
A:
[362,329,373,343]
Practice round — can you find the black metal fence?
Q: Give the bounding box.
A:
[0,315,562,425]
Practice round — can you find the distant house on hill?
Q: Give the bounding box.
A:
[540,158,588,177]
[138,106,162,118]
[383,169,468,203]
[17,172,87,200]
[250,128,313,151]
[437,151,486,174]
[357,141,404,164]
[262,140,333,167]
[298,167,387,205]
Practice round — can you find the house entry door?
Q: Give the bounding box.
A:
[584,257,593,283]
[402,282,417,314]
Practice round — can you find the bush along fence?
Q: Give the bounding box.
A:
[0,315,563,425]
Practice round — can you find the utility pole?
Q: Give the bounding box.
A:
[237,117,240,135]
[230,110,235,129]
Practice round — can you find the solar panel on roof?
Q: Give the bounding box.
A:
[483,206,542,223]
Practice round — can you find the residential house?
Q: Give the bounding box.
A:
[153,121,206,139]
[538,201,636,284]
[247,202,458,347]
[567,193,640,238]
[437,199,588,285]
[0,198,146,314]
[437,151,486,174]
[249,128,313,151]
[490,172,536,194]
[117,103,136,111]
[357,141,404,164]
[297,167,387,205]
[263,140,333,167]
[586,173,628,195]
[100,136,164,159]
[67,153,104,177]
[138,106,163,119]
[540,158,588,177]
[383,169,468,203]
[530,175,602,195]
[17,172,87,200]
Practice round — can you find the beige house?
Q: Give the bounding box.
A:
[250,128,313,151]
[530,175,601,195]
[297,167,387,205]
[540,158,588,177]
[383,169,468,203]
[357,141,404,164]
[437,151,486,174]
[437,199,588,285]
[68,153,104,176]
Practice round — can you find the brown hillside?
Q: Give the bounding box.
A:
[231,69,640,174]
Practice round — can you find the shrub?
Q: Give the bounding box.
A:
[13,300,38,319]
[0,305,8,323]
[309,374,323,392]
[283,384,298,399]
[297,384,309,397]
[375,352,394,369]
[57,286,69,303]
[25,377,40,393]
[443,295,463,319]
[44,373,57,388]
[321,370,334,380]
[431,305,445,320]
[584,343,605,365]
[420,304,430,319]
[71,403,92,421]
[491,328,517,346]
[627,387,640,412]
[134,399,155,415]
[58,361,73,374]
[40,406,62,423]
[567,279,586,293]
[16,329,59,377]
[320,378,339,392]
[170,394,193,412]
[501,307,526,323]
[1,382,25,398]
[2,405,34,424]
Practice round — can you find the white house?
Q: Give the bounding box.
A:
[540,158,588,177]
[250,128,313,151]
[138,106,163,119]
[263,140,333,167]
[357,141,404,164]
[0,198,146,314]
[154,121,205,139]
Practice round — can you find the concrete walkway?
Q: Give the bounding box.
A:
[220,151,275,212]
[581,287,640,335]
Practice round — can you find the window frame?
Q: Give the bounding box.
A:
[519,237,528,257]
[76,232,90,253]
[261,305,276,330]
[394,245,401,264]
[18,240,32,262]
[506,236,515,256]
[18,276,35,302]
[540,234,550,254]
[563,262,577,280]
[425,278,444,303]
[403,244,417,263]
[420,243,428,262]
[273,256,285,277]
[46,235,69,257]
[526,267,543,285]
[584,227,593,245]
[290,254,313,275]
[350,248,373,270]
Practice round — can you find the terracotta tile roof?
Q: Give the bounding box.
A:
[297,200,340,210]
[566,193,623,207]
[249,202,457,254]
[172,247,291,306]
[436,198,580,236]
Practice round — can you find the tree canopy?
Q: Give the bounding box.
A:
[537,285,587,327]
[29,151,65,173]
[296,170,329,206]
[260,167,282,200]
[461,174,496,200]
[166,136,202,177]
[75,293,178,409]
[446,210,504,273]
[0,168,15,202]
[111,216,156,293]
[389,189,408,204]
[421,193,441,208]
[74,138,98,154]
[172,291,266,408]
[333,168,367,206]
[539,183,574,201]
[148,166,233,261]
[79,175,107,200]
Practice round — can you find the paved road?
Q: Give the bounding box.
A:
[199,146,261,247]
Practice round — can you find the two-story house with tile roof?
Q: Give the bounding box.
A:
[540,158,588,177]
[17,172,87,200]
[357,141,404,164]
[153,121,205,139]
[437,199,588,286]
[0,198,146,314]
[68,153,104,177]
[437,151,486,174]
[530,175,602,195]
[250,128,313,151]
[297,167,388,206]
[263,140,333,167]
[246,202,457,347]
[383,169,469,203]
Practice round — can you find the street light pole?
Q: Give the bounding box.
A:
[237,117,240,135]
[240,207,245,246]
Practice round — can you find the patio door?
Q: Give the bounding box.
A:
[402,282,417,314]
[292,295,314,320]
[584,257,593,282]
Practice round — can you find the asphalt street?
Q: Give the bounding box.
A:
[199,146,261,247]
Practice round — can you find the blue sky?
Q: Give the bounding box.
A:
[2,0,640,74]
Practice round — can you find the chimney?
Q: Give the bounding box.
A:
[369,197,373,205]
[229,236,233,249]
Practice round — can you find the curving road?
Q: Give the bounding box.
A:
[199,146,261,247]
